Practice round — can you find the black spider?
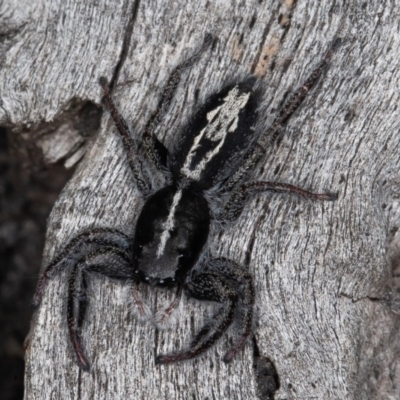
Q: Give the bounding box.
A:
[32,34,338,371]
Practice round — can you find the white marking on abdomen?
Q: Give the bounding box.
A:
[181,86,251,181]
[157,189,183,258]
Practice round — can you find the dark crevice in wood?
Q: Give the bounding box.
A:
[382,292,400,316]
[10,100,103,169]
[252,336,280,399]
[154,290,159,362]
[77,368,82,399]
[0,126,74,398]
[109,0,141,91]
[339,291,400,315]
[74,102,104,139]
[278,0,297,46]
[249,14,257,30]
[0,22,28,58]
[250,3,278,75]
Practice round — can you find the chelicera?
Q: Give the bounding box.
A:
[32,34,338,371]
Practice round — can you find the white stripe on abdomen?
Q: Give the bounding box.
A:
[181,86,251,181]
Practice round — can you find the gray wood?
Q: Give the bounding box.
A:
[1,0,399,398]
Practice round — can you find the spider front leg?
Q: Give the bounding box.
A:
[155,258,254,365]
[206,258,255,362]
[221,181,338,223]
[66,246,144,371]
[155,271,237,365]
[32,228,130,309]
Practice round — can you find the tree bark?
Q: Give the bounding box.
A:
[1,0,399,399]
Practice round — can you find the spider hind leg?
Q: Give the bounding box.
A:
[141,34,214,172]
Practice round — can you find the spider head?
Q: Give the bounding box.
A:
[133,186,210,287]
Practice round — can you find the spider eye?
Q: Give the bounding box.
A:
[135,244,143,253]
[177,248,188,258]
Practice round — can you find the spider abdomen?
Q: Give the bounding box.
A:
[172,80,259,190]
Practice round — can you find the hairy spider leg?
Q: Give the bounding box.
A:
[32,228,130,309]
[222,41,338,195]
[129,282,152,322]
[188,305,226,349]
[67,246,135,371]
[68,262,90,371]
[222,145,265,193]
[261,44,336,148]
[154,285,183,330]
[99,77,152,194]
[77,271,88,329]
[222,181,338,223]
[142,33,215,171]
[99,34,214,186]
[206,258,255,362]
[184,259,255,362]
[156,268,245,365]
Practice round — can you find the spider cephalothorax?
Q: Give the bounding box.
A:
[33,34,338,371]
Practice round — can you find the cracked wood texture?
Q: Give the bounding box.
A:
[1,0,400,399]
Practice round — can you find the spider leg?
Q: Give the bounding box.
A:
[32,228,130,309]
[207,258,255,362]
[154,285,183,330]
[129,282,152,322]
[189,305,226,349]
[68,262,90,370]
[66,246,137,371]
[99,77,152,194]
[141,33,214,171]
[221,181,338,223]
[222,145,265,193]
[77,271,88,329]
[188,259,254,362]
[260,43,336,148]
[222,42,339,194]
[155,270,238,365]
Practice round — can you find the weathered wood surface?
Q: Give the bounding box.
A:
[1,0,400,399]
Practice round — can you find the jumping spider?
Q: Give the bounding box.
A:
[33,34,338,371]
